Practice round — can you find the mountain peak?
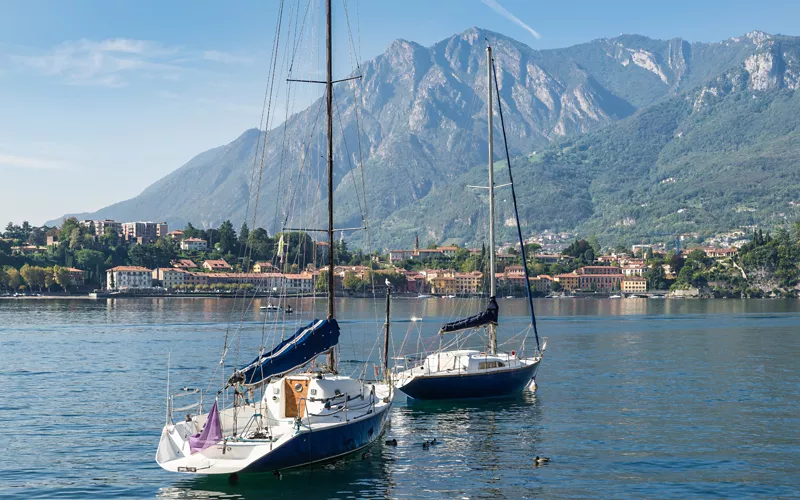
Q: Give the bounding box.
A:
[455,26,514,46]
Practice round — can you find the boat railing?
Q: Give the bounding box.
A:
[168,388,202,423]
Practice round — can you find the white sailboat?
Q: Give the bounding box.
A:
[156,1,392,475]
[394,45,546,401]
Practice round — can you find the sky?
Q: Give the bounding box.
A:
[1,0,799,225]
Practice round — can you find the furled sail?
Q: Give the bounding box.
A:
[232,319,340,386]
[439,297,499,334]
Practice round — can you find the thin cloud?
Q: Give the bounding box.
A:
[203,50,253,65]
[12,39,250,87]
[0,153,72,170]
[481,0,542,40]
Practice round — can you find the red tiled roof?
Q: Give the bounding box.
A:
[108,266,150,272]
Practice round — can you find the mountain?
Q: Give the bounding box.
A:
[387,33,800,246]
[49,28,800,248]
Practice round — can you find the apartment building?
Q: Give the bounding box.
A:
[152,268,189,289]
[107,266,152,290]
[621,276,648,293]
[122,222,168,244]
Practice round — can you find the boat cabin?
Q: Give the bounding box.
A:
[416,350,514,375]
[263,375,367,420]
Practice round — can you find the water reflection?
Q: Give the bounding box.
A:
[2,298,799,498]
[158,446,392,500]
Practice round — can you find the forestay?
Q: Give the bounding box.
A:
[232,319,340,386]
[439,297,499,334]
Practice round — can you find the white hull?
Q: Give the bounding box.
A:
[156,374,392,475]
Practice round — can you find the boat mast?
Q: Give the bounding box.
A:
[326,0,336,370]
[487,45,497,355]
[383,288,391,382]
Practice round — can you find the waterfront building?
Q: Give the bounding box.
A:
[204,272,283,290]
[430,276,456,295]
[107,266,152,290]
[65,267,86,286]
[283,273,314,293]
[454,271,483,294]
[152,268,189,289]
[530,275,553,293]
[554,272,580,291]
[577,266,623,292]
[184,272,208,287]
[621,276,648,293]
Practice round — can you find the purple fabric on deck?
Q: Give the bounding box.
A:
[189,401,222,454]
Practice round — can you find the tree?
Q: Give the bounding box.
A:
[248,228,273,261]
[342,271,361,291]
[183,223,198,239]
[613,245,629,255]
[20,264,45,291]
[315,270,329,292]
[100,227,119,247]
[646,265,668,291]
[54,266,72,292]
[239,222,250,249]
[69,227,82,249]
[128,245,152,268]
[155,237,178,265]
[28,227,46,246]
[562,239,593,258]
[688,249,707,264]
[218,220,237,255]
[6,268,23,290]
[75,249,106,284]
[524,243,542,255]
[21,221,32,240]
[4,222,24,240]
[44,267,56,291]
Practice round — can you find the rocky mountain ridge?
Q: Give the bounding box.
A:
[48,28,800,248]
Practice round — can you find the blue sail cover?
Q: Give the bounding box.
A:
[439,297,499,334]
[237,319,340,386]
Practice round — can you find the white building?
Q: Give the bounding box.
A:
[622,264,648,277]
[180,237,208,252]
[152,268,188,289]
[107,266,152,290]
[283,273,314,293]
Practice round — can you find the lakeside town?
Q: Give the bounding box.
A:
[2,217,798,299]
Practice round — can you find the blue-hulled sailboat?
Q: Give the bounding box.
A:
[395,45,546,401]
[156,1,392,475]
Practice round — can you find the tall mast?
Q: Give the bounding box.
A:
[383,288,391,382]
[487,46,497,355]
[326,0,336,370]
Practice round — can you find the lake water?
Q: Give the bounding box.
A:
[1,297,798,499]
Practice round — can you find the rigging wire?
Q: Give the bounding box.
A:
[490,53,540,352]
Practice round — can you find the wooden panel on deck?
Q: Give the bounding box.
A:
[283,378,310,418]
